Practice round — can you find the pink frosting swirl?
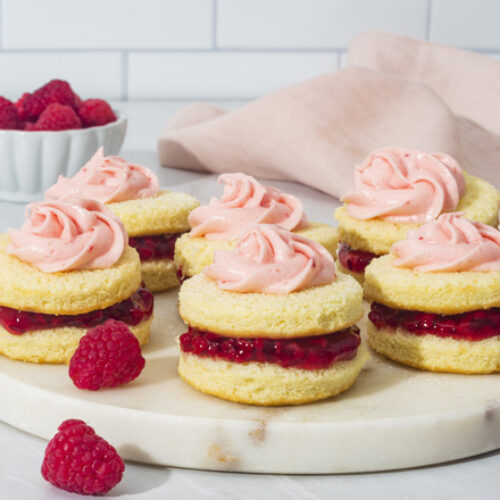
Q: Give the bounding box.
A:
[204,224,335,294]
[188,173,308,240]
[45,147,160,203]
[7,199,128,273]
[392,213,500,272]
[342,147,466,223]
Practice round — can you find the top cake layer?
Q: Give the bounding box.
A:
[336,173,499,254]
[108,190,200,237]
[179,272,363,338]
[0,235,141,315]
[364,254,500,314]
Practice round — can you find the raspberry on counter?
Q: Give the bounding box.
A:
[41,419,125,495]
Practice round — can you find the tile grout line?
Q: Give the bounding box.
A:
[121,51,129,101]
[113,96,256,102]
[426,0,433,40]
[212,0,218,49]
[0,0,3,50]
[0,47,347,54]
[0,45,497,54]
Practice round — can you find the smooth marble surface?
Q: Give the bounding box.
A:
[0,101,499,498]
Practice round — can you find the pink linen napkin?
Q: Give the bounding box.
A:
[158,32,500,198]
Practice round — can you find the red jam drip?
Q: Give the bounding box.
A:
[176,266,186,285]
[179,326,360,370]
[338,242,377,273]
[0,286,154,335]
[369,302,500,341]
[129,233,183,262]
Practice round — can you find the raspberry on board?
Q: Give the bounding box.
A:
[34,103,82,131]
[41,419,125,495]
[69,319,146,390]
[77,99,117,127]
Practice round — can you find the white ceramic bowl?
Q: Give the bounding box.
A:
[0,113,127,202]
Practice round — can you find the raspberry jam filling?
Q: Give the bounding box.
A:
[129,233,183,262]
[369,302,500,341]
[0,286,153,335]
[338,242,377,273]
[180,326,360,370]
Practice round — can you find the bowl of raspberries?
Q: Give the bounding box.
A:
[0,79,127,202]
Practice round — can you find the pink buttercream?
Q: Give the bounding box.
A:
[342,147,466,223]
[188,173,308,240]
[204,224,335,294]
[7,199,128,273]
[392,213,500,272]
[45,147,160,203]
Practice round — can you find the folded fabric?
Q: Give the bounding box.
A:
[158,32,500,198]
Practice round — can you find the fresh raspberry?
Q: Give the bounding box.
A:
[15,92,31,121]
[69,319,145,390]
[22,121,36,131]
[73,93,83,110]
[23,79,77,119]
[77,99,116,127]
[0,96,20,129]
[33,103,82,131]
[41,419,124,495]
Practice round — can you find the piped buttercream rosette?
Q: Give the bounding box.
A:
[7,198,128,273]
[188,173,308,240]
[342,147,465,224]
[45,147,160,203]
[392,213,500,272]
[204,223,335,294]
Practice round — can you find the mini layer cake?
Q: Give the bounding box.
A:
[335,147,499,282]
[174,173,339,280]
[364,213,500,374]
[46,148,199,292]
[0,199,153,363]
[178,224,368,406]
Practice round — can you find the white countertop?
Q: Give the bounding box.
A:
[0,101,498,500]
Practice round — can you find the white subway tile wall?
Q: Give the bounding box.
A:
[429,0,500,49]
[0,0,499,100]
[0,52,123,99]
[128,52,338,99]
[216,0,428,48]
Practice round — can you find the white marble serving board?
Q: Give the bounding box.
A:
[0,166,499,475]
[0,289,499,474]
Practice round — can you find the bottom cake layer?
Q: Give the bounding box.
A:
[141,258,179,293]
[367,322,500,374]
[0,316,152,364]
[178,345,370,406]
